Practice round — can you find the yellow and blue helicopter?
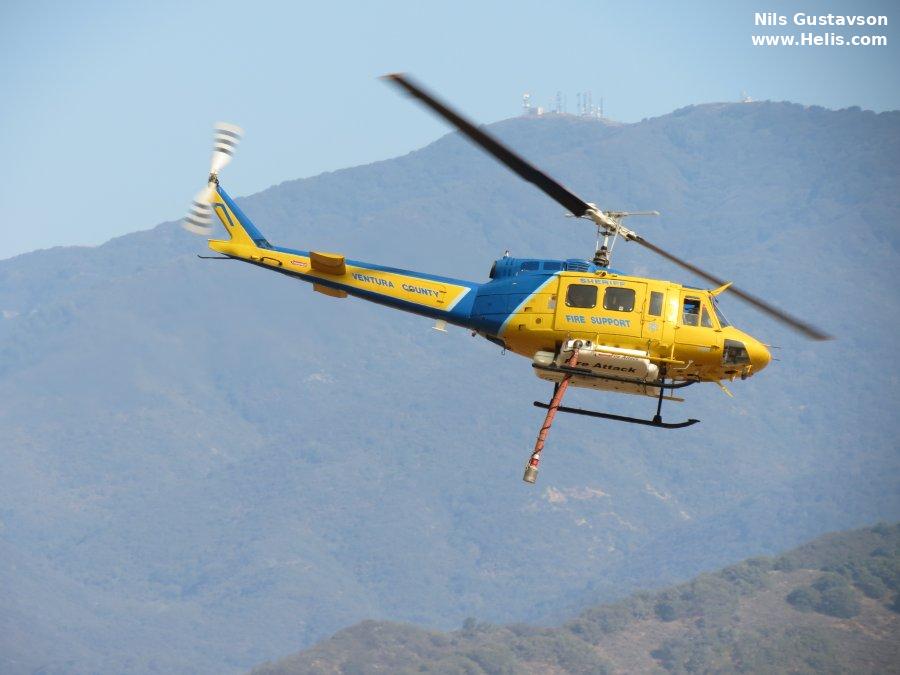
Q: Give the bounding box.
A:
[183,74,829,483]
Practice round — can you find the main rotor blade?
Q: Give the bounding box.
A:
[384,73,829,341]
[383,73,592,218]
[634,235,832,341]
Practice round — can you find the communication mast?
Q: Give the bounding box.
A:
[522,90,605,119]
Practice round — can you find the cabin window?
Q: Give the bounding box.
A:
[701,307,714,328]
[520,260,540,271]
[603,287,635,312]
[648,291,664,317]
[565,284,597,309]
[542,261,563,271]
[682,297,701,326]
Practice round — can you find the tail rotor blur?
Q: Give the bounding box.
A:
[183,184,216,235]
[210,122,243,175]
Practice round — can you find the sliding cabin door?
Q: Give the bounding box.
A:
[554,277,646,344]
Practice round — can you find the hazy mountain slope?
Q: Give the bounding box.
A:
[1,103,898,673]
[251,523,900,674]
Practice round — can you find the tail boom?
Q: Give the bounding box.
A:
[206,186,478,326]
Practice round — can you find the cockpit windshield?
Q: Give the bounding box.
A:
[712,299,731,327]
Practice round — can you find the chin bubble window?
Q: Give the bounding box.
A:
[603,287,635,312]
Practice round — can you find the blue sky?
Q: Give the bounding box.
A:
[0,0,896,259]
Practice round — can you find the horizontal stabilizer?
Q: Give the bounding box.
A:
[313,283,348,299]
[310,251,346,276]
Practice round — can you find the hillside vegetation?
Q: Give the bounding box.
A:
[1,103,898,673]
[252,524,900,674]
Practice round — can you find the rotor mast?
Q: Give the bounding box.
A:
[586,209,659,268]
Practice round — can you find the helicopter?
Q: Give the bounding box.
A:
[182,74,830,484]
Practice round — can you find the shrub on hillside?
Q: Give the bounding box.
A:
[812,573,847,593]
[891,593,900,614]
[816,586,861,619]
[655,601,679,622]
[854,570,889,599]
[786,587,820,612]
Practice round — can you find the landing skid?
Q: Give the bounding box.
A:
[532,401,699,429]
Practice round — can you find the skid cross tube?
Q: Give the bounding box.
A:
[523,351,579,484]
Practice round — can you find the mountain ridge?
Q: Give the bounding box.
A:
[1,100,898,674]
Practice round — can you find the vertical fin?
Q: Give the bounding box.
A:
[210,185,270,248]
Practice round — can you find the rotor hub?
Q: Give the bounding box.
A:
[590,210,658,268]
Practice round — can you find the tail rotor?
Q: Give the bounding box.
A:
[182,122,243,235]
